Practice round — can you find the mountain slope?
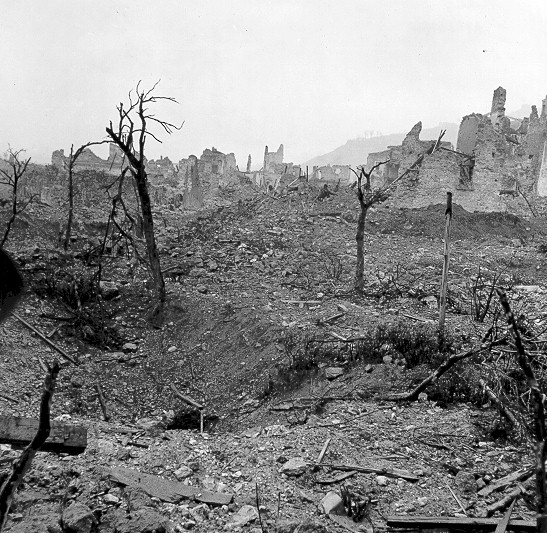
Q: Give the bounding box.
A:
[303,122,459,168]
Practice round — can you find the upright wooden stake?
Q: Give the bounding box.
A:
[439,192,453,341]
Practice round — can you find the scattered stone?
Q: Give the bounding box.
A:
[319,491,343,515]
[422,295,438,309]
[62,502,96,533]
[416,496,428,507]
[325,367,344,380]
[174,465,193,480]
[476,477,486,490]
[196,284,208,294]
[364,364,373,373]
[382,355,393,364]
[101,507,169,533]
[376,476,389,486]
[167,346,177,353]
[189,503,209,522]
[418,392,428,402]
[228,505,259,528]
[455,471,477,494]
[103,493,120,505]
[277,520,329,533]
[279,458,308,476]
[122,343,138,353]
[100,281,120,301]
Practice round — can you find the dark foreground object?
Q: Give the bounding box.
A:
[0,415,87,455]
[0,249,24,324]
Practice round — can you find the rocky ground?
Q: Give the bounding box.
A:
[1,182,547,532]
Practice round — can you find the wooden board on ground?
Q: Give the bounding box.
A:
[478,468,533,497]
[387,515,535,532]
[108,466,233,506]
[0,415,87,455]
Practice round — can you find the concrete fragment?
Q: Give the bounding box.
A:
[174,465,193,480]
[325,367,344,380]
[319,491,343,515]
[62,502,96,533]
[122,343,138,353]
[189,503,209,522]
[279,458,308,476]
[228,505,259,528]
[455,470,477,494]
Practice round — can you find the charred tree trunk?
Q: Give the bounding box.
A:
[0,361,60,531]
[63,145,75,250]
[105,82,180,324]
[354,202,368,292]
[133,165,166,319]
[497,289,547,533]
[0,150,31,248]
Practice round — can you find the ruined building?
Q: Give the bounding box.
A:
[253,144,300,189]
[45,144,244,211]
[366,87,547,215]
[310,164,352,184]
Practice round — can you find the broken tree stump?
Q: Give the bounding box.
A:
[0,415,87,455]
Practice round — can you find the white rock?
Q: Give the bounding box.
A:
[279,458,308,476]
[377,476,389,486]
[229,505,259,528]
[320,491,343,515]
[174,465,193,480]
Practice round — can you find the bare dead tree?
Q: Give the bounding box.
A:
[352,160,390,292]
[0,360,60,531]
[63,141,108,250]
[497,288,547,533]
[351,130,446,292]
[105,81,182,324]
[0,148,33,248]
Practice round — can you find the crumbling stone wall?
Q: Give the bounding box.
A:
[366,88,547,216]
[310,164,351,184]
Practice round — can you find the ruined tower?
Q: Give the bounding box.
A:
[246,154,251,173]
[490,87,507,131]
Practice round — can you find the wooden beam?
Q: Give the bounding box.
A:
[0,415,87,455]
[387,515,535,532]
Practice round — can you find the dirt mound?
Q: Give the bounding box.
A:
[380,203,546,241]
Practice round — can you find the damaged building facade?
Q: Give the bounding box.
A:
[252,144,301,190]
[310,164,352,185]
[366,87,547,215]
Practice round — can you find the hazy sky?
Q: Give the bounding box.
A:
[1,1,546,168]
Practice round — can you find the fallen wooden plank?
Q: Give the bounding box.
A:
[495,500,516,533]
[108,466,232,506]
[317,463,418,482]
[316,471,357,484]
[0,415,87,455]
[316,437,331,464]
[12,313,79,365]
[282,300,322,306]
[386,515,535,532]
[478,468,533,497]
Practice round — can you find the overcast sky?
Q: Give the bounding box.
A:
[1,0,546,168]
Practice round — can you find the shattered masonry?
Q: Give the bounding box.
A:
[367,87,547,215]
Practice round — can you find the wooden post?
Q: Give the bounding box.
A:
[439,192,453,341]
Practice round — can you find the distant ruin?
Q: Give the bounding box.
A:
[367,87,547,215]
[249,144,301,190]
[46,145,243,210]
